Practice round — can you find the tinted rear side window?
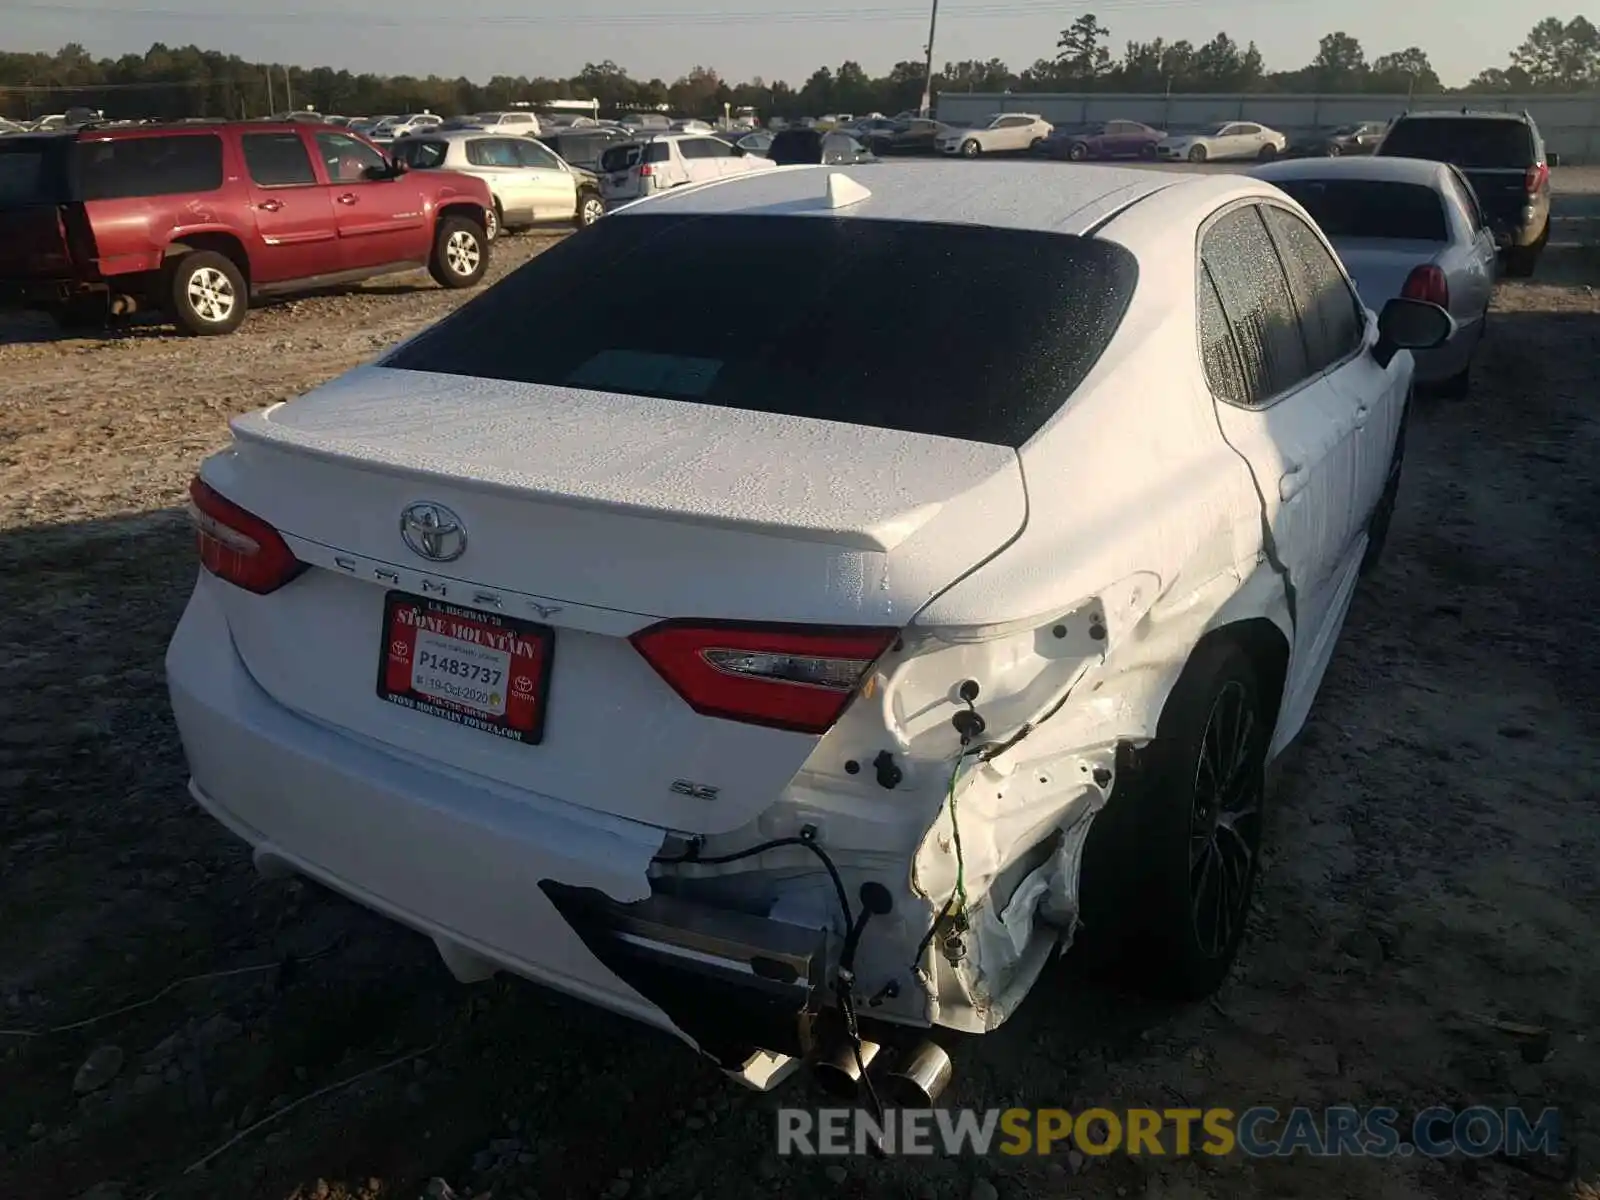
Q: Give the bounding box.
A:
[242,132,316,186]
[0,140,64,206]
[770,130,824,165]
[393,138,449,169]
[600,144,642,172]
[385,215,1138,447]
[1273,178,1449,241]
[74,135,224,200]
[1378,118,1533,169]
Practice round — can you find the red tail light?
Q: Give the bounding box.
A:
[1524,161,1548,194]
[638,164,655,177]
[1401,264,1449,308]
[187,476,305,595]
[630,620,899,734]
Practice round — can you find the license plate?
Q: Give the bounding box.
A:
[377,592,554,745]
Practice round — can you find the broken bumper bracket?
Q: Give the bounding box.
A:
[539,882,829,1067]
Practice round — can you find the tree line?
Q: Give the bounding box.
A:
[1,14,1596,124]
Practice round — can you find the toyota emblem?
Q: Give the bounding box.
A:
[400,502,467,563]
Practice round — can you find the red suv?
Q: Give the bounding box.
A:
[0,120,494,335]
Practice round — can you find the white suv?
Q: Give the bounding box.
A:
[598,132,777,205]
[936,112,1054,157]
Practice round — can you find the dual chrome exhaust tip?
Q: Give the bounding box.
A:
[811,1037,954,1107]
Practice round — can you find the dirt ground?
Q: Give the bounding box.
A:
[2,168,1598,1200]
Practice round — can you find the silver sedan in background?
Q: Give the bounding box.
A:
[1252,156,1497,396]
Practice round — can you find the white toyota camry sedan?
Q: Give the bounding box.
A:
[167,162,1448,1099]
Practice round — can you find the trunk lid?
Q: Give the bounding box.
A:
[207,365,1027,833]
[1330,239,1443,308]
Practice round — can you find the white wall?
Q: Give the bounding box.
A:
[934,92,1600,163]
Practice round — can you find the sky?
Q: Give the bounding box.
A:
[0,0,1554,89]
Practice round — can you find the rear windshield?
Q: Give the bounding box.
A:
[383,214,1139,447]
[0,139,63,206]
[1273,179,1449,241]
[1378,118,1534,168]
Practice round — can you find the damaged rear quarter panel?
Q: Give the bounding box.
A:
[901,252,1293,1031]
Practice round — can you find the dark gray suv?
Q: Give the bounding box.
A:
[1375,110,1551,277]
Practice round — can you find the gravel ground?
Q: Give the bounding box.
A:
[2,169,1599,1200]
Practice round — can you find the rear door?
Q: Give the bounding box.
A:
[311,129,430,269]
[512,137,577,219]
[1199,203,1368,688]
[465,136,535,222]
[239,130,338,284]
[994,115,1033,151]
[674,137,723,183]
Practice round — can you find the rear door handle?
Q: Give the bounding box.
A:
[337,193,358,205]
[258,199,283,212]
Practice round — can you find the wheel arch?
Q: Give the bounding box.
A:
[165,231,251,288]
[437,200,488,233]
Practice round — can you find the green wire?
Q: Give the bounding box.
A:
[946,752,969,915]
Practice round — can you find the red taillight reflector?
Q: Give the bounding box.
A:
[187,476,305,596]
[638,163,655,177]
[1401,264,1449,309]
[1525,162,1548,194]
[630,621,899,734]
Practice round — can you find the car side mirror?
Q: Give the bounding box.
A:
[1373,297,1453,367]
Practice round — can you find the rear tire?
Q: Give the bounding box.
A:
[428,216,489,289]
[1187,144,1208,163]
[575,190,605,228]
[1077,639,1269,1001]
[1028,137,1045,154]
[1256,143,1278,162]
[960,139,980,158]
[168,251,248,336]
[484,202,502,243]
[1139,143,1158,160]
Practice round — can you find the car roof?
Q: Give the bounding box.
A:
[611,161,1198,236]
[399,128,514,141]
[1252,156,1449,187]
[1397,109,1531,122]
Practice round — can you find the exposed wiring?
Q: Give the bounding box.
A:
[0,934,346,1040]
[908,741,982,976]
[652,834,852,932]
[654,832,884,1128]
